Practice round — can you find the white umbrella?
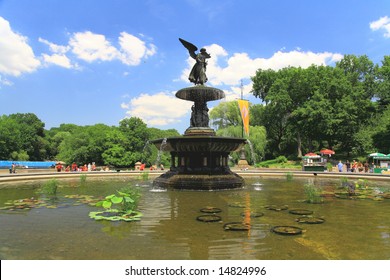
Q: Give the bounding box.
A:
[369,152,386,157]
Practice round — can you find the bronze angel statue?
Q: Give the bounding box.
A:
[179,38,211,85]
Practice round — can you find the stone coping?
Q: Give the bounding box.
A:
[1,169,389,184]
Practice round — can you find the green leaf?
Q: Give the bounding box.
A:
[124,196,134,203]
[102,200,112,209]
[111,196,123,204]
[105,194,115,200]
[95,201,104,207]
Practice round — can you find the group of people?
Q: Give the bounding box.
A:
[337,160,372,173]
[56,162,97,172]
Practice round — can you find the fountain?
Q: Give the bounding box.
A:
[151,38,246,190]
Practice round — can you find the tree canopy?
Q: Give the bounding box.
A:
[251,54,390,159]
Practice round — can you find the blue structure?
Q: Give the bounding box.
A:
[0,160,56,169]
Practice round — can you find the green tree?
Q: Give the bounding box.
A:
[0,115,22,159]
[216,125,266,164]
[209,101,241,130]
[8,113,46,160]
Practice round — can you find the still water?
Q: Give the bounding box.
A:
[0,176,389,260]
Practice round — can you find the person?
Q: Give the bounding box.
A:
[10,163,16,174]
[160,164,164,170]
[345,160,351,172]
[72,162,78,172]
[357,161,364,172]
[337,160,343,172]
[364,161,369,173]
[88,163,91,172]
[56,163,62,172]
[351,160,357,172]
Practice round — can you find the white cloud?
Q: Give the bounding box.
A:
[181,43,343,88]
[0,17,40,76]
[119,32,157,65]
[69,31,119,63]
[370,16,390,38]
[0,75,13,87]
[67,31,156,66]
[39,37,78,69]
[39,37,70,54]
[41,53,74,69]
[121,91,192,126]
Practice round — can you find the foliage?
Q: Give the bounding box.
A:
[303,183,324,204]
[211,103,267,164]
[80,174,87,185]
[256,156,288,168]
[0,113,45,160]
[39,179,58,196]
[251,55,381,159]
[89,187,142,222]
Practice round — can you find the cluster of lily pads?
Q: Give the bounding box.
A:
[320,178,390,201]
[0,194,102,212]
[0,181,143,222]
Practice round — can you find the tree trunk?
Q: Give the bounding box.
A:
[297,132,302,158]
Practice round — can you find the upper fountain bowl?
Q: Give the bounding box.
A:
[176,86,225,102]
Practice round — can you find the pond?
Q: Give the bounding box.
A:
[0,175,389,260]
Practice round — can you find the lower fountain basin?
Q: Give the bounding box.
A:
[151,135,246,190]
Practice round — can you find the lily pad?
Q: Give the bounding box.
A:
[271,226,303,235]
[289,209,313,215]
[200,207,222,213]
[295,216,325,224]
[223,222,251,231]
[265,205,288,211]
[196,215,222,222]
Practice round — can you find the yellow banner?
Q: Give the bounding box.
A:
[238,99,249,136]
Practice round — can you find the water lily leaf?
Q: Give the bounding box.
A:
[102,201,112,209]
[95,201,104,207]
[105,194,115,200]
[111,196,123,204]
[124,196,134,203]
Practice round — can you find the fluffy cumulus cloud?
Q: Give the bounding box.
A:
[67,31,156,65]
[38,31,156,69]
[370,16,390,38]
[121,92,192,126]
[39,37,75,69]
[118,32,157,65]
[69,31,119,63]
[0,17,41,77]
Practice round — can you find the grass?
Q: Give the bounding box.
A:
[256,156,301,169]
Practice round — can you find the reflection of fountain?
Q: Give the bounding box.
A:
[152,86,246,190]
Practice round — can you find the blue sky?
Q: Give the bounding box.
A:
[1,0,390,134]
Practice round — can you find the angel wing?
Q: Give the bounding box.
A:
[179,38,198,59]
